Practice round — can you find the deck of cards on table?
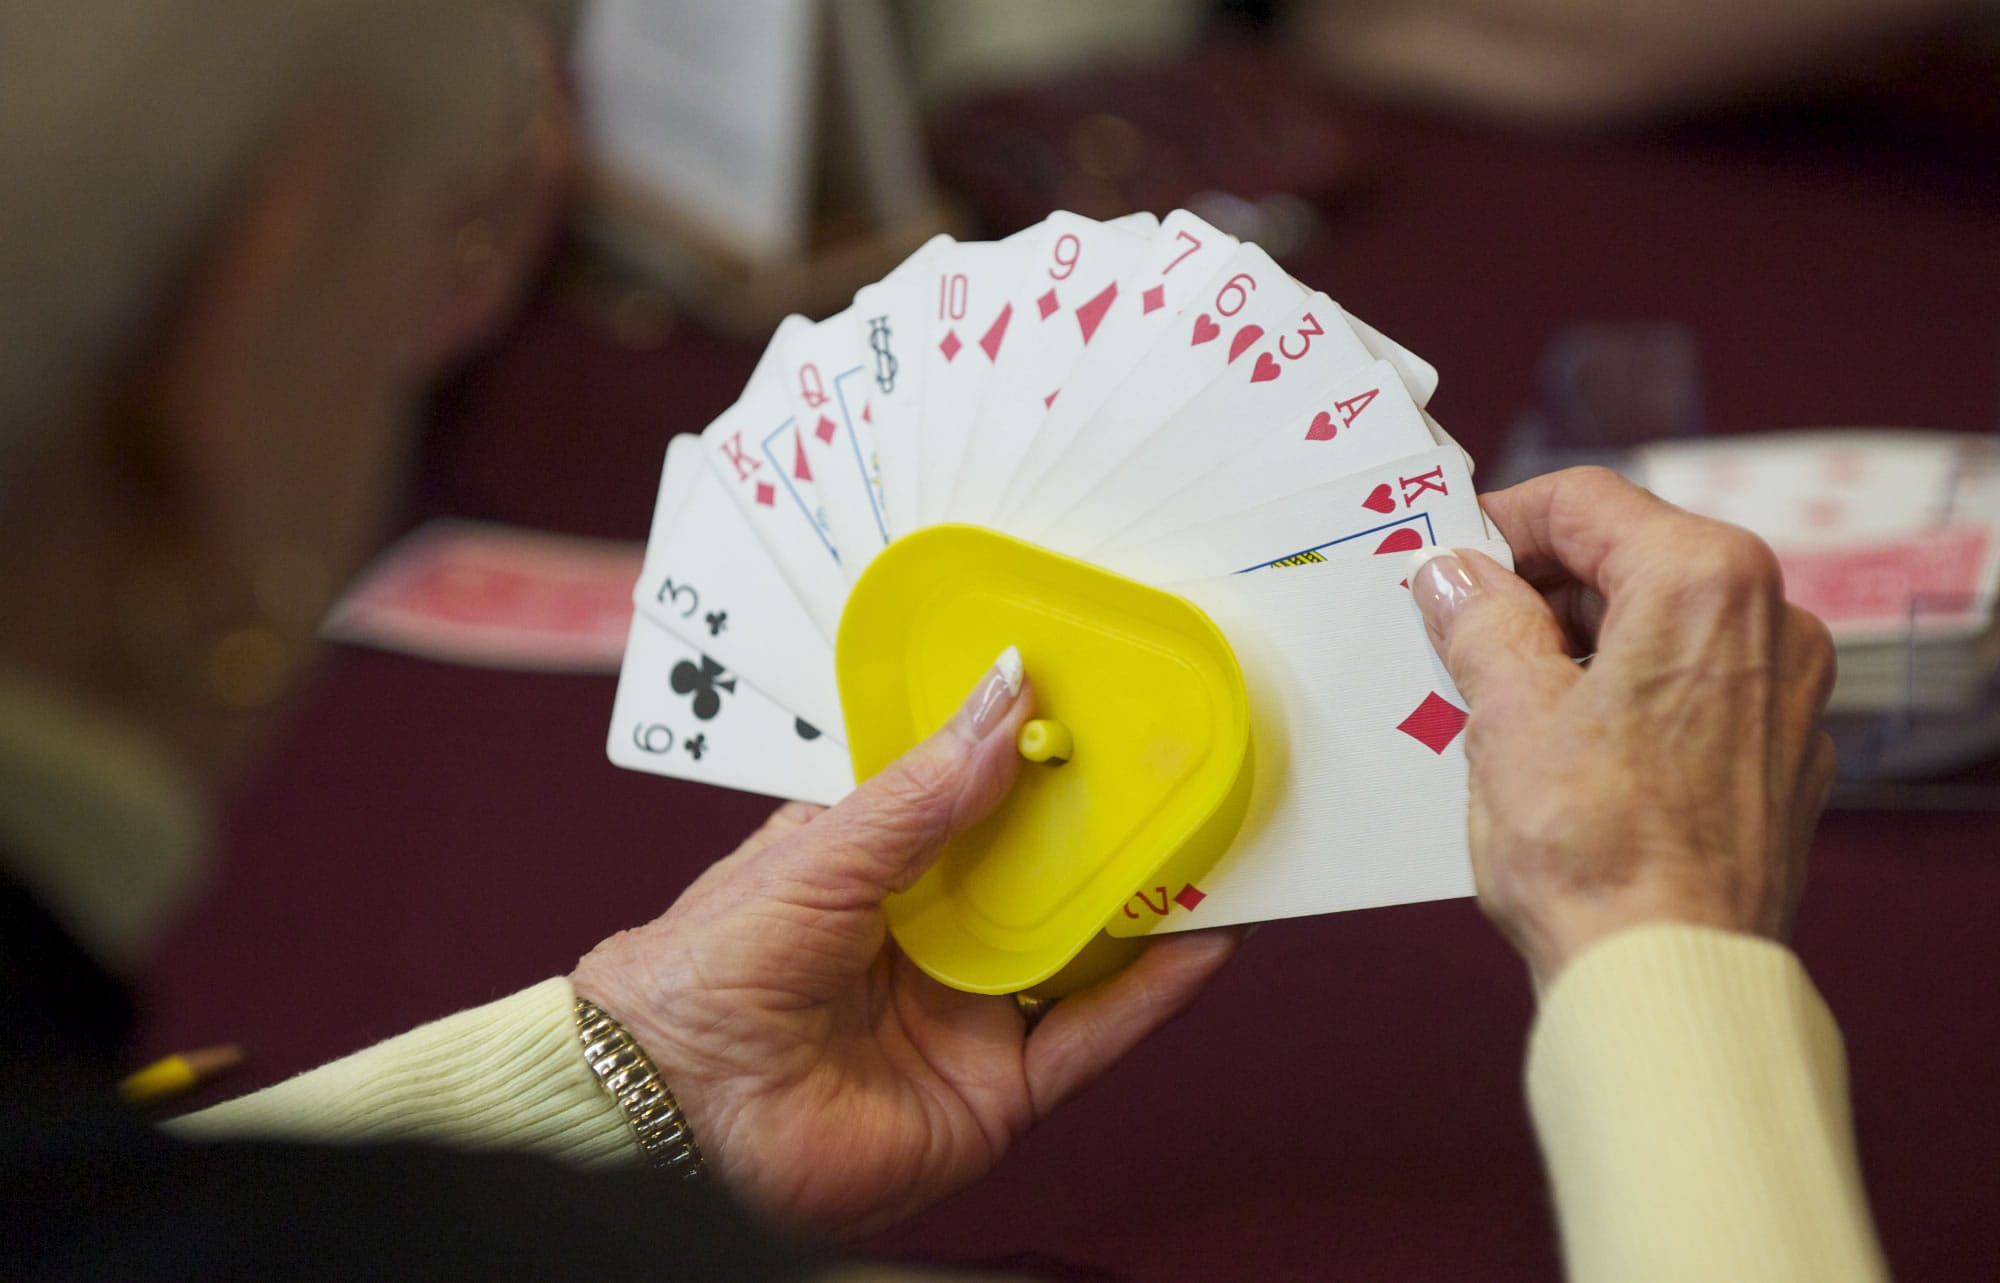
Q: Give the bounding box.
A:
[1636,431,2000,714]
[610,208,1510,950]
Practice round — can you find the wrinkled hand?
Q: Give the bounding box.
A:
[1410,467,1836,988]
[1293,0,1970,127]
[571,651,1242,1240]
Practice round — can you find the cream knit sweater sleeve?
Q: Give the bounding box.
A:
[164,925,1889,1280]
[1527,924,1888,1282]
[165,976,636,1167]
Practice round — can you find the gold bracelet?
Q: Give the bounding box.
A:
[573,998,706,1179]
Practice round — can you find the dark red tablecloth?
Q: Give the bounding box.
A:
[137,97,2000,1281]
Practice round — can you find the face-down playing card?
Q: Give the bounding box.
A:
[1105,540,1514,937]
[1636,429,1962,546]
[323,520,643,674]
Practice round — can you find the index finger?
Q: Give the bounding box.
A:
[1478,466,1693,601]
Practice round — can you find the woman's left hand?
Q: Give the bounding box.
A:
[571,650,1243,1240]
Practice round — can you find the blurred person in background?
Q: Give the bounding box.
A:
[0,1,1883,1279]
[0,3,1239,1276]
[1285,0,1994,127]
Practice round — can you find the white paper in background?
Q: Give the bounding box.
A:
[825,0,934,226]
[577,0,817,261]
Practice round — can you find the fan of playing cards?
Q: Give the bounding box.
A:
[611,209,1512,937]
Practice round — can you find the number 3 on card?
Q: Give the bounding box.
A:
[1277,312,1324,361]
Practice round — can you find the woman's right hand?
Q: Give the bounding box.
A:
[1408,467,1838,989]
[570,651,1241,1241]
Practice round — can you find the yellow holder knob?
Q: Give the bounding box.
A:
[1017,718,1074,764]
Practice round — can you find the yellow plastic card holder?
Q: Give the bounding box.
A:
[836,526,1253,997]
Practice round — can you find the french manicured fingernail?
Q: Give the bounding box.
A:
[962,645,1025,739]
[1408,548,1479,642]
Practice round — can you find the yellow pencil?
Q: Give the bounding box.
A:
[119,1044,245,1105]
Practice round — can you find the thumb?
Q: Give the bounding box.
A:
[774,645,1035,903]
[1409,548,1577,713]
